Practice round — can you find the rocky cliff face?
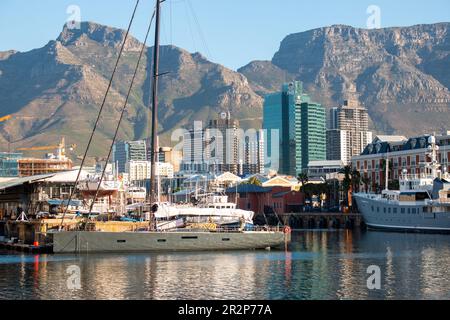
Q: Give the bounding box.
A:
[241,23,450,135]
[0,22,262,157]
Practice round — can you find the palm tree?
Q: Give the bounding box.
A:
[361,176,371,193]
[351,169,361,193]
[340,165,352,206]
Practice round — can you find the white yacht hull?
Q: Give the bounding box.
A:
[51,230,289,253]
[354,194,450,233]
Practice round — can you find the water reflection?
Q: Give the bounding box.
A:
[0,230,449,300]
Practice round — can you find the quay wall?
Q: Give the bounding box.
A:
[279,212,364,230]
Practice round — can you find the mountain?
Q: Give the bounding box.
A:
[1,22,449,160]
[0,22,262,159]
[240,23,450,135]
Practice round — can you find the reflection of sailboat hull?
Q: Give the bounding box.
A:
[51,231,289,253]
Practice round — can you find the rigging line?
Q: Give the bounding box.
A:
[59,0,141,231]
[86,10,157,223]
[186,0,212,60]
[183,0,197,53]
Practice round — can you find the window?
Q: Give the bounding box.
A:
[407,208,411,214]
[388,208,391,214]
[401,208,405,214]
[393,208,398,214]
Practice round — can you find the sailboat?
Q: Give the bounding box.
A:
[50,0,290,253]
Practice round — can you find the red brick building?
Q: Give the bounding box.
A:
[227,185,304,214]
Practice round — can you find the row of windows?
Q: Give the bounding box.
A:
[372,206,420,215]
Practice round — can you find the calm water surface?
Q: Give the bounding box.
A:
[0,230,449,300]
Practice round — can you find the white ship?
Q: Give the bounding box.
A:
[354,135,450,233]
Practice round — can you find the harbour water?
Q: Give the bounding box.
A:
[0,229,449,300]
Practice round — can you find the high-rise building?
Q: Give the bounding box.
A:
[295,101,327,173]
[327,100,373,164]
[181,112,252,176]
[113,140,147,173]
[208,111,239,175]
[326,129,349,164]
[181,124,209,174]
[263,81,326,176]
[242,129,265,176]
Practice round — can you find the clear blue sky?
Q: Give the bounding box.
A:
[1,0,449,70]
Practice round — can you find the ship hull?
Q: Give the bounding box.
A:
[51,231,289,253]
[354,194,450,233]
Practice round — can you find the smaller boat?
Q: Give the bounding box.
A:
[126,186,147,203]
[154,194,254,231]
[78,174,120,197]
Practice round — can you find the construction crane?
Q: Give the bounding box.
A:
[17,137,77,158]
[0,115,12,123]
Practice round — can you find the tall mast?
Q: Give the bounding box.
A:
[149,0,161,203]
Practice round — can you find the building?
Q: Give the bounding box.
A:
[327,100,373,164]
[181,125,209,174]
[263,81,326,176]
[156,162,174,179]
[0,153,21,177]
[181,112,263,176]
[158,147,182,173]
[352,132,450,191]
[242,129,265,176]
[296,100,327,174]
[126,160,151,182]
[113,140,147,173]
[307,160,345,179]
[18,157,73,177]
[0,170,89,220]
[226,185,304,216]
[326,130,349,164]
[208,111,240,175]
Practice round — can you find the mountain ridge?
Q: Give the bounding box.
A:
[0,21,449,160]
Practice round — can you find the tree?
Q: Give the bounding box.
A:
[245,176,262,186]
[298,173,309,190]
[361,176,371,193]
[340,165,352,206]
[351,169,361,193]
[302,183,330,208]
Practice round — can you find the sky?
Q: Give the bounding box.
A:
[1,0,449,70]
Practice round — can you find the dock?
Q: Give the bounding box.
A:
[279,212,364,229]
[0,241,53,254]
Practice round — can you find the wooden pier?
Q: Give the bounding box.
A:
[279,212,364,229]
[0,241,53,254]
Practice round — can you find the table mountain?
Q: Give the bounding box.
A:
[240,23,450,136]
[0,22,262,158]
